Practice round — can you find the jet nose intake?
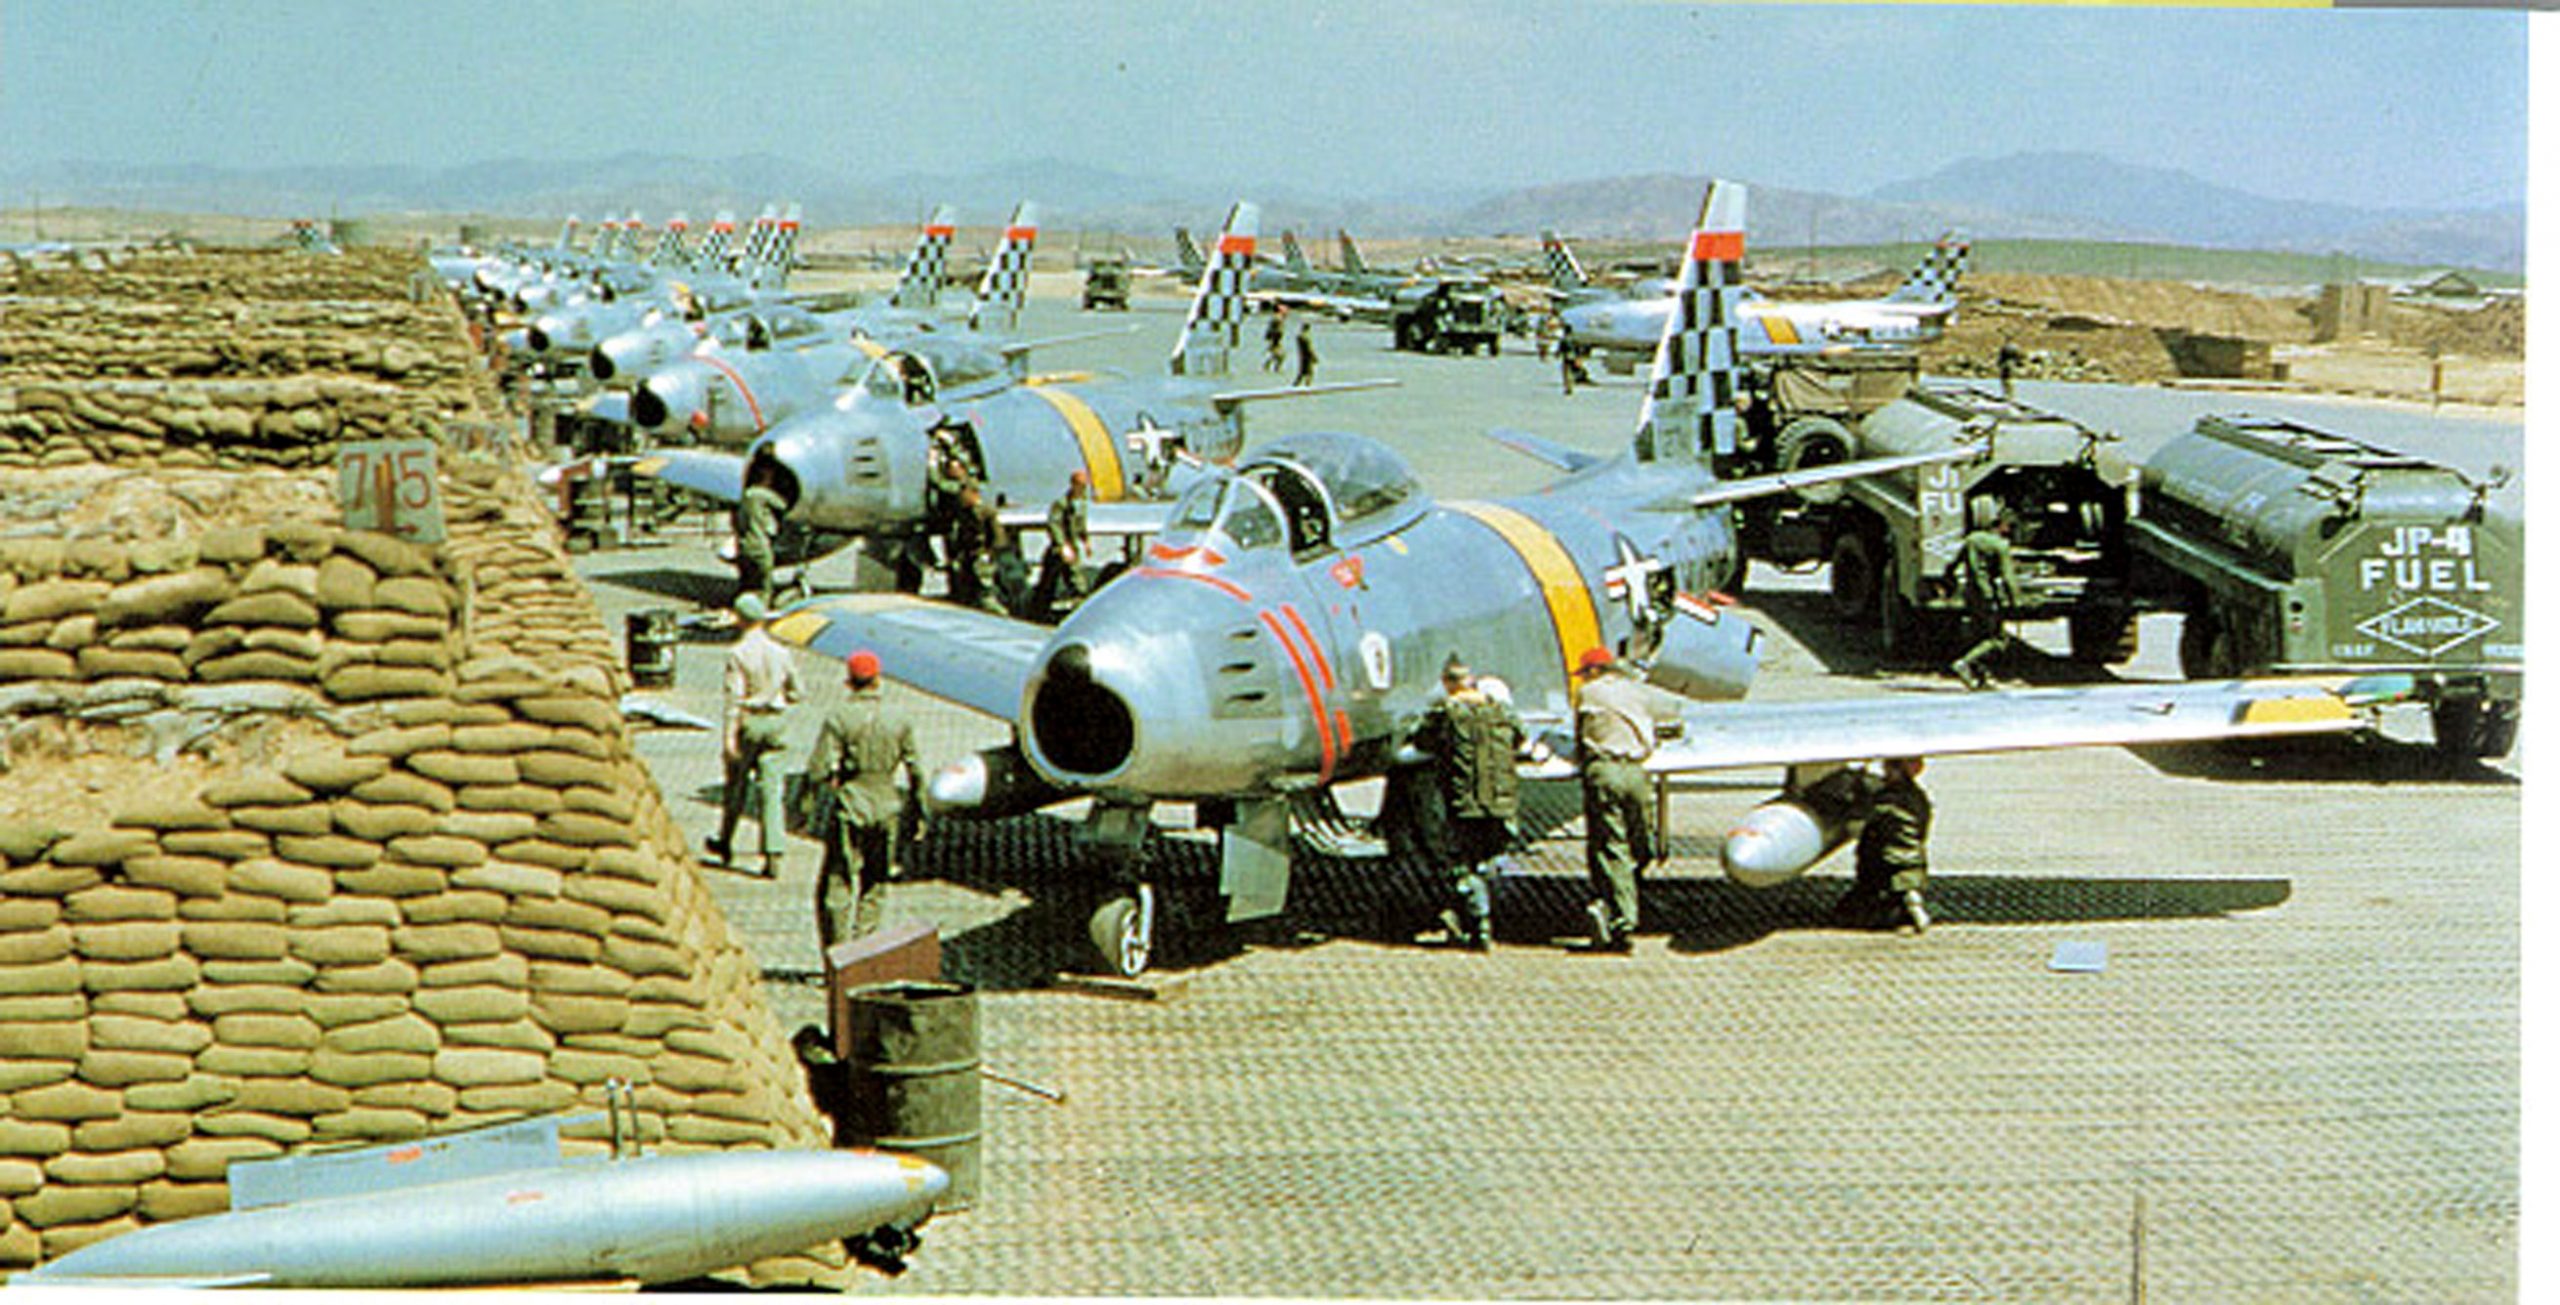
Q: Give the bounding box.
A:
[630,384,670,430]
[588,346,616,381]
[525,325,553,354]
[1028,643,1136,781]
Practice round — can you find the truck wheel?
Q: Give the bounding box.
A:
[1773,415,1855,473]
[1827,531,1880,621]
[1489,335,1501,357]
[2432,699,2519,760]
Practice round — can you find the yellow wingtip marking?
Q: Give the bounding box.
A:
[630,456,669,475]
[2237,696,2351,727]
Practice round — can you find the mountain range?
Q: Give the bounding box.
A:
[4,150,2521,273]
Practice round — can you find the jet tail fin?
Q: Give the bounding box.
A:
[693,211,738,273]
[1885,232,1969,306]
[1172,226,1205,278]
[1542,229,1590,294]
[652,214,692,269]
[747,203,801,291]
[1337,230,1370,278]
[1169,202,1258,378]
[891,204,957,311]
[556,214,583,252]
[1631,181,1747,466]
[1281,230,1312,276]
[969,201,1039,333]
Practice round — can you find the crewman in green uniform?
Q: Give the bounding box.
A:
[1413,653,1524,950]
[946,484,1003,613]
[1035,470,1093,618]
[734,468,788,610]
[1830,757,1934,933]
[1949,505,2022,690]
[807,649,921,950]
[1574,646,1657,952]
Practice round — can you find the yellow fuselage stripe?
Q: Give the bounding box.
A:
[1023,384,1124,501]
[1754,309,1801,347]
[1449,501,1603,698]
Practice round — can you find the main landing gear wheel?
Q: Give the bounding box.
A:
[1089,883,1157,978]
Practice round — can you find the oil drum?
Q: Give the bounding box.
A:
[841,981,980,1210]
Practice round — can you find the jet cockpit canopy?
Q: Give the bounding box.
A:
[1160,432,1426,559]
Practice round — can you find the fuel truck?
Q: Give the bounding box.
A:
[2125,414,2522,758]
[1727,356,2138,663]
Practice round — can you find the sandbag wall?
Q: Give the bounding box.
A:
[0,248,485,469]
[0,248,851,1287]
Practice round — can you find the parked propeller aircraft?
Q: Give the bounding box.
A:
[634,200,1393,589]
[12,1110,946,1288]
[1557,230,1969,372]
[752,181,2400,977]
[624,204,1044,444]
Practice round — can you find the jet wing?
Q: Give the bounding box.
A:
[1641,675,2407,775]
[764,593,1047,720]
[629,450,746,505]
[996,501,1174,539]
[1486,426,1607,475]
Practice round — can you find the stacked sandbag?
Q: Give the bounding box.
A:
[0,249,851,1287]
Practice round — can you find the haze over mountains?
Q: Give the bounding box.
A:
[5,150,2520,273]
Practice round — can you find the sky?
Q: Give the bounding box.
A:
[0,1,2531,212]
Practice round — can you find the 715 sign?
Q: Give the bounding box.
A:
[336,439,447,544]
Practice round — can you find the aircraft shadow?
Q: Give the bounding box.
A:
[2129,732,2520,786]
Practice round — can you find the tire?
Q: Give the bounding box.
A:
[1088,885,1156,978]
[1828,531,1881,621]
[1772,415,1856,474]
[2431,698,2518,761]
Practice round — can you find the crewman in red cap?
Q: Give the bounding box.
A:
[1574,645,1658,952]
[804,648,920,949]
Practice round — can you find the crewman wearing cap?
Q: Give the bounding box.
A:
[1411,651,1523,950]
[1574,645,1656,952]
[805,648,921,949]
[706,592,799,877]
[1035,469,1094,618]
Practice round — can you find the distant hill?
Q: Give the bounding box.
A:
[1,149,2521,274]
[1870,151,2520,273]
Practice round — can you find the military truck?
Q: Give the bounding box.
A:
[1388,279,1505,355]
[1729,357,2137,663]
[2124,414,2521,758]
[1080,258,1130,311]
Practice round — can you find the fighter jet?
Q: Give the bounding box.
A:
[1558,230,1970,372]
[589,204,962,390]
[1250,227,1420,322]
[520,204,805,372]
[754,181,2400,976]
[12,1110,947,1288]
[634,200,1390,588]
[623,203,1043,444]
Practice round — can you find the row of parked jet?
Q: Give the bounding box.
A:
[440,186,2405,978]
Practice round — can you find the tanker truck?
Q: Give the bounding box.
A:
[1729,359,2139,664]
[2125,414,2521,759]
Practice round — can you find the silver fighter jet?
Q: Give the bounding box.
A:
[760,182,2403,976]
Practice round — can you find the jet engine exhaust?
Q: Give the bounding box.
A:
[1027,644,1135,780]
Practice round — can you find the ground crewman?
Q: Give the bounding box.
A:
[1574,646,1657,952]
[1949,504,2023,690]
[808,649,921,949]
[1413,653,1523,950]
[706,593,798,878]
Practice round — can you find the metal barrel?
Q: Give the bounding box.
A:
[624,609,677,688]
[841,981,981,1211]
